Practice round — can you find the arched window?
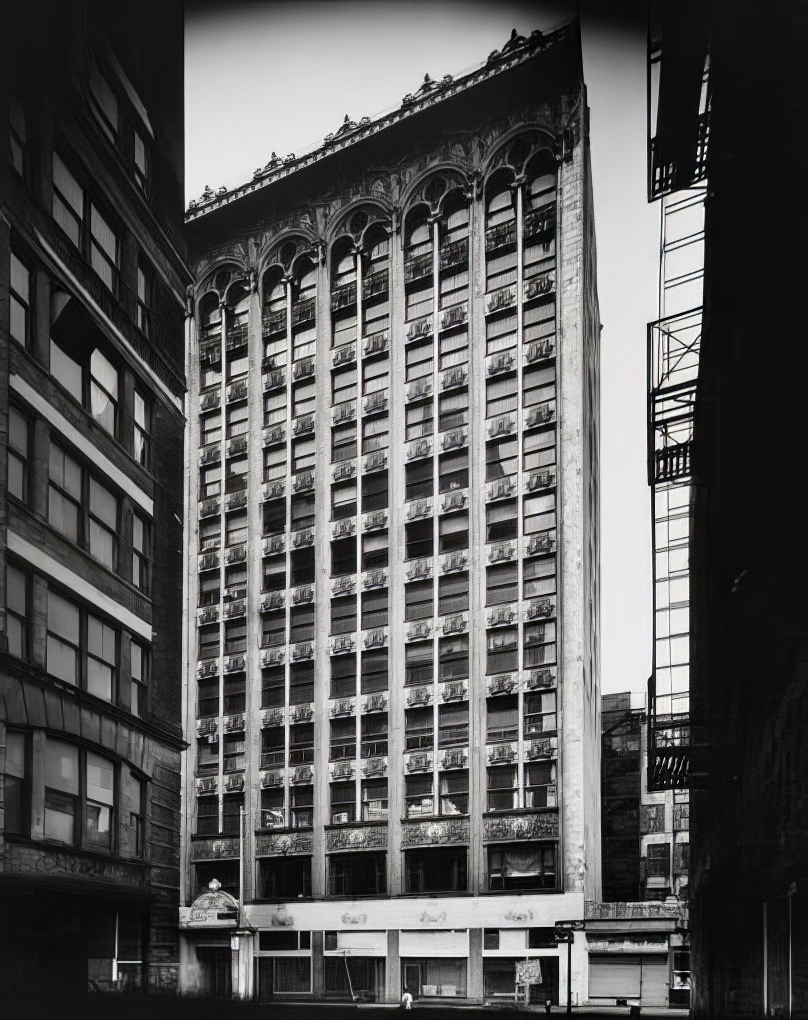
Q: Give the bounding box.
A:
[291,256,317,363]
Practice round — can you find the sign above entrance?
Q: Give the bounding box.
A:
[181,878,240,928]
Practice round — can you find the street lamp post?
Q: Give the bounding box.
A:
[554,921,584,1016]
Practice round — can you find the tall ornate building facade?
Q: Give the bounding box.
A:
[0,0,189,1000]
[180,23,601,1005]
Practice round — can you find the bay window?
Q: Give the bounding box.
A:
[3,731,26,835]
[130,642,148,718]
[10,251,30,347]
[52,153,119,293]
[44,738,115,852]
[49,334,120,437]
[5,563,29,660]
[133,388,150,467]
[46,589,118,703]
[7,405,30,503]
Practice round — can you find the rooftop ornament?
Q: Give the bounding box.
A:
[324,113,370,145]
[187,184,215,210]
[401,72,453,108]
[253,151,283,178]
[487,27,543,65]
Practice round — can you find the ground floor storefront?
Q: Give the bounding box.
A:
[178,890,585,1005]
[0,887,157,1002]
[584,901,690,1011]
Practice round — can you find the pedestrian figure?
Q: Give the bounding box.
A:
[401,989,413,1009]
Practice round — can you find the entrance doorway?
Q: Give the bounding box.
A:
[196,946,232,999]
[403,962,421,996]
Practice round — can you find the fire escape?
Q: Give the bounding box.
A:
[646,1,710,791]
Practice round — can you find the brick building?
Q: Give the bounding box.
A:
[0,0,189,1000]
[646,1,808,1014]
[180,23,601,1006]
[593,691,689,1009]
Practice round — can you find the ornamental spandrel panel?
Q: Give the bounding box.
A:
[4,842,148,887]
[400,818,470,847]
[191,837,241,861]
[483,813,559,842]
[256,831,314,856]
[326,825,388,852]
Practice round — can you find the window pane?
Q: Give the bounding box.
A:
[90,349,118,431]
[47,591,80,684]
[5,563,27,616]
[48,591,79,642]
[89,477,117,528]
[91,206,117,261]
[44,790,75,843]
[86,752,115,805]
[45,739,79,794]
[53,153,83,214]
[50,342,83,403]
[10,250,28,295]
[89,63,118,139]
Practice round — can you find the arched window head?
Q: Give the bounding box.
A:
[488,130,555,180]
[440,189,470,236]
[214,269,231,293]
[410,169,468,217]
[331,237,356,279]
[524,153,557,211]
[198,292,220,328]
[262,266,286,307]
[334,203,389,245]
[291,256,317,305]
[225,280,250,316]
[486,168,516,216]
[362,223,389,265]
[405,204,431,250]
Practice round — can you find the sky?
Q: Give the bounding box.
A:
[184,0,658,697]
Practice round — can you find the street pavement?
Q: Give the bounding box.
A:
[16,996,690,1020]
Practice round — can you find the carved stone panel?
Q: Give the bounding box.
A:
[326,825,388,852]
[400,818,470,847]
[483,813,559,842]
[190,837,241,861]
[256,831,314,857]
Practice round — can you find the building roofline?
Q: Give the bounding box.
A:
[185,21,578,223]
